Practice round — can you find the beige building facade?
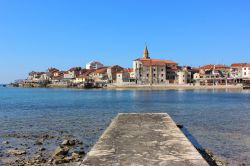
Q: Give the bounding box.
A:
[133,46,178,85]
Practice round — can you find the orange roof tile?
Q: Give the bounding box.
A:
[231,63,250,67]
[199,64,229,70]
[135,58,177,66]
[92,67,108,74]
[117,68,133,73]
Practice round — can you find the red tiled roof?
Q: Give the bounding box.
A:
[199,64,229,70]
[135,58,177,66]
[92,67,108,74]
[231,63,250,67]
[117,68,133,74]
[191,67,200,71]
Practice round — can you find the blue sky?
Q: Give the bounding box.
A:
[0,0,250,83]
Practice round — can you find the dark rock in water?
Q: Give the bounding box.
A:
[68,139,76,146]
[42,133,54,140]
[54,158,66,164]
[52,155,72,164]
[64,156,73,162]
[34,140,43,145]
[2,141,9,144]
[72,152,82,160]
[176,124,183,129]
[7,149,26,155]
[61,139,70,146]
[75,149,86,155]
[39,147,46,151]
[35,154,41,158]
[53,146,69,157]
[61,139,76,146]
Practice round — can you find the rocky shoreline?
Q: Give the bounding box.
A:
[7,83,245,91]
[1,131,240,166]
[0,132,88,166]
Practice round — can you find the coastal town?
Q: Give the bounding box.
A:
[13,46,250,89]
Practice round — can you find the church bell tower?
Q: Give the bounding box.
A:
[143,45,150,59]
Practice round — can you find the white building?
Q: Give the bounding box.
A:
[86,61,104,70]
[116,72,130,84]
[176,71,188,85]
[242,65,250,79]
[230,63,250,82]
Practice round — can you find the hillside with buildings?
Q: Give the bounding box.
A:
[12,46,250,89]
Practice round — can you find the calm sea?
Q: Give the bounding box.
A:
[0,87,250,165]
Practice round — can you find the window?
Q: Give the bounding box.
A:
[161,79,163,82]
[153,74,156,77]
[161,74,164,77]
[161,69,164,72]
[147,74,149,77]
[244,72,246,75]
[153,69,156,72]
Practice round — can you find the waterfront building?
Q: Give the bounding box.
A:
[116,68,134,84]
[176,70,188,85]
[86,61,104,69]
[133,46,177,84]
[47,68,60,77]
[107,65,124,83]
[63,67,81,79]
[199,64,230,77]
[74,75,87,84]
[51,72,64,84]
[194,64,231,86]
[242,64,250,79]
[89,67,109,83]
[27,71,46,82]
[73,69,94,84]
[230,63,250,83]
[39,73,51,82]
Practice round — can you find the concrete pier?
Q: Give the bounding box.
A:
[80,113,208,166]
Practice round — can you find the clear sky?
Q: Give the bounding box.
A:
[0,0,250,83]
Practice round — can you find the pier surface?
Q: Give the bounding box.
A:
[80,113,208,166]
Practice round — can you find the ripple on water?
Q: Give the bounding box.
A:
[0,87,250,165]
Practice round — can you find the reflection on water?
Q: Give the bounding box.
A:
[0,87,250,165]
